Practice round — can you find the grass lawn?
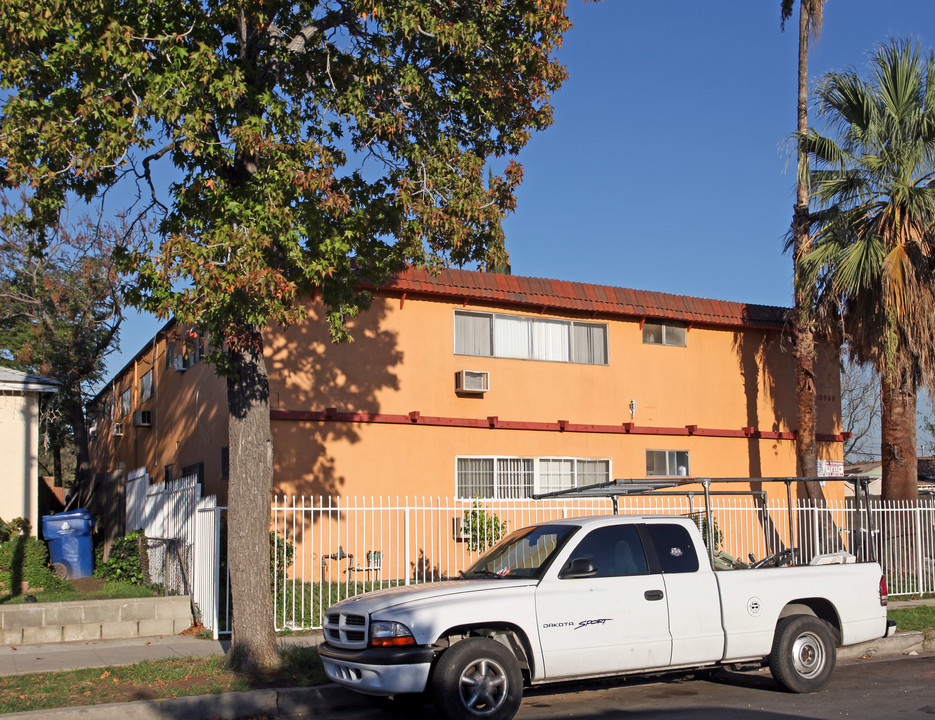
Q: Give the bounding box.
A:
[888,605,935,635]
[0,646,325,714]
[0,577,158,605]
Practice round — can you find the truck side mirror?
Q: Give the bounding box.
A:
[559,557,598,579]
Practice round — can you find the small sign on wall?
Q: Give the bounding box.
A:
[817,459,844,478]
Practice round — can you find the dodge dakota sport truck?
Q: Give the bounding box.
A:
[319,515,893,720]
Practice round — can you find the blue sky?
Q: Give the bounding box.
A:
[108,0,935,381]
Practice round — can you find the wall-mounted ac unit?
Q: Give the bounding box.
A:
[455,370,489,394]
[132,410,153,427]
[452,516,471,541]
[112,422,124,437]
[173,355,190,372]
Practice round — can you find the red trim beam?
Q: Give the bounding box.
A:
[269,409,844,443]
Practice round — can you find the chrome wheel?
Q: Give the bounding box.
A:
[791,630,825,679]
[458,657,509,716]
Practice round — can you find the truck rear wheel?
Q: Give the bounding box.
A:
[769,615,836,693]
[431,637,523,720]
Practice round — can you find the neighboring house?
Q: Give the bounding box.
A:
[0,368,59,535]
[88,267,847,508]
[845,458,935,498]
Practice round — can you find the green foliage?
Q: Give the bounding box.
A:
[95,531,146,585]
[0,517,31,542]
[0,0,571,662]
[463,502,507,552]
[691,512,722,552]
[274,580,392,630]
[0,535,70,597]
[270,531,294,580]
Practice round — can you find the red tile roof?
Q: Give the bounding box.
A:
[378,267,790,331]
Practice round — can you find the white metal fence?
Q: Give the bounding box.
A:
[140,475,201,597]
[188,495,935,636]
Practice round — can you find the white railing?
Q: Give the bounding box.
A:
[191,495,935,635]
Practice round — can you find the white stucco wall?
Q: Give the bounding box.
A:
[0,392,40,534]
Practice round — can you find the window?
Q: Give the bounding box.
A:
[221,446,230,480]
[165,341,175,369]
[120,388,132,416]
[645,524,699,573]
[455,311,608,365]
[180,461,205,487]
[642,322,686,347]
[457,456,611,499]
[646,450,689,477]
[564,525,649,578]
[139,369,154,402]
[164,464,174,483]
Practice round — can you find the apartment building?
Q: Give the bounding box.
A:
[88,266,846,507]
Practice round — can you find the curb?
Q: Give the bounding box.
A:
[4,632,931,720]
[837,630,929,660]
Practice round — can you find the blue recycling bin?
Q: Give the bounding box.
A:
[42,509,95,579]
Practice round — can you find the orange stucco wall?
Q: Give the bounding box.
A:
[266,293,843,502]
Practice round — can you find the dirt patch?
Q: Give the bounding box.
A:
[69,577,105,593]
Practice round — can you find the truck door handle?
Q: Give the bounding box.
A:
[644,590,664,601]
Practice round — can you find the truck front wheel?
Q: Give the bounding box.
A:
[769,615,836,693]
[431,637,523,720]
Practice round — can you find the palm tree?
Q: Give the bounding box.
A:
[800,38,935,501]
[781,0,825,491]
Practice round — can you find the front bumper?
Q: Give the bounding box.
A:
[319,643,436,696]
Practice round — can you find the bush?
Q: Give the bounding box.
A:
[95,531,146,585]
[463,503,506,552]
[0,534,70,596]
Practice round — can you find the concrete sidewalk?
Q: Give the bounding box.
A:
[0,599,930,720]
[0,632,322,677]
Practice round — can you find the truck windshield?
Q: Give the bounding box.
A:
[461,525,578,580]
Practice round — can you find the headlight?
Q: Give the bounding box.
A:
[370,620,416,647]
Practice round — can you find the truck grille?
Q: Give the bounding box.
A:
[324,612,368,648]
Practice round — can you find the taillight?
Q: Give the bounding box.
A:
[879,575,888,607]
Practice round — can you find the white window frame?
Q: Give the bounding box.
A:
[642,321,687,347]
[454,310,608,365]
[645,449,690,477]
[120,387,132,417]
[456,455,612,499]
[139,369,154,402]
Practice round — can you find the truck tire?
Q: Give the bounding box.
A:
[768,614,836,693]
[431,637,523,720]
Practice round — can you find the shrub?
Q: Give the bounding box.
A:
[95,531,146,585]
[0,535,70,596]
[463,503,506,552]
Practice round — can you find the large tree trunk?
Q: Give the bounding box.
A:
[226,326,279,670]
[881,370,918,501]
[793,0,821,499]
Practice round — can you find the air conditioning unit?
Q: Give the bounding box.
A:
[173,355,190,372]
[133,410,152,427]
[112,422,124,437]
[452,516,471,541]
[455,370,489,394]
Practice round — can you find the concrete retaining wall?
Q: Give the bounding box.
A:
[0,596,192,644]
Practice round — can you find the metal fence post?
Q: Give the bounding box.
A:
[404,506,411,586]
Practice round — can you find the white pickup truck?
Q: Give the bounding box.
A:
[319,515,894,720]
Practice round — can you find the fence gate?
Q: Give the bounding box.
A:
[143,475,201,597]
